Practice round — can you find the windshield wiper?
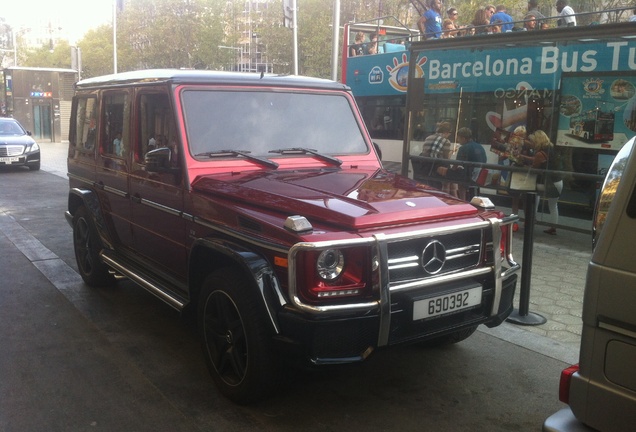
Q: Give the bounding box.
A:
[268,147,342,167]
[195,149,279,169]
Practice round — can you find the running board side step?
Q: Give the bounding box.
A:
[100,252,187,311]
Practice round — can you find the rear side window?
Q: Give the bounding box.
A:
[72,96,98,151]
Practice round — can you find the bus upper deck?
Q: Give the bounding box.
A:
[342,14,636,220]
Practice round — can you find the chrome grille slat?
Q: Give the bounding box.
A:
[0,146,25,157]
[386,229,484,288]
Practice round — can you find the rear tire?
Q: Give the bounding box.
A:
[72,206,115,287]
[198,268,280,404]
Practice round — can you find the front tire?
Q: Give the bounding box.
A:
[198,268,280,404]
[72,206,114,287]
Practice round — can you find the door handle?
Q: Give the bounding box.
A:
[131,194,142,204]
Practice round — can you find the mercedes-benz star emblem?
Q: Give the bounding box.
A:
[421,240,446,274]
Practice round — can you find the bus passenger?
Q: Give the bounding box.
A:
[556,0,577,27]
[349,32,365,57]
[418,0,443,39]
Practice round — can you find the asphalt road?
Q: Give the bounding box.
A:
[0,162,569,432]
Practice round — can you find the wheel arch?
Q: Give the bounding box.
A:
[189,238,285,334]
[67,188,114,249]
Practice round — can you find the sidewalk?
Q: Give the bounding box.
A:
[480,221,590,364]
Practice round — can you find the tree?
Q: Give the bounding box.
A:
[21,40,73,69]
[78,25,117,78]
[0,19,12,68]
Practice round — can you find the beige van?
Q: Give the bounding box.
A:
[544,135,636,431]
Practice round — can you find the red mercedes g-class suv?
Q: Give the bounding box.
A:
[66,70,518,403]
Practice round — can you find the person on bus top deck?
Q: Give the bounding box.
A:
[490,5,514,32]
[349,31,365,57]
[527,0,546,26]
[556,0,577,27]
[472,8,492,35]
[523,13,539,31]
[365,32,384,55]
[441,19,457,38]
[418,0,443,39]
[484,4,496,20]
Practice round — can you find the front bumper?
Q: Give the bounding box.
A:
[0,151,40,168]
[277,216,519,365]
[276,273,517,365]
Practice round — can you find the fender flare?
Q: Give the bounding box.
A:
[189,238,286,334]
[66,188,114,250]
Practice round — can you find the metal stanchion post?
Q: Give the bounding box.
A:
[507,192,547,325]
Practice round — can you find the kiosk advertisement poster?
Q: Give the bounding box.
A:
[556,73,636,151]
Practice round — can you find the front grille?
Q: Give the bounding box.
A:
[387,229,483,285]
[0,146,25,157]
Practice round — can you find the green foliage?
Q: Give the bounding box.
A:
[78,25,117,77]
[22,39,73,69]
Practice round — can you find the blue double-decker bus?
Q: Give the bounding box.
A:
[342,17,636,212]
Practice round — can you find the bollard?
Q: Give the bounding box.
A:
[506,192,547,326]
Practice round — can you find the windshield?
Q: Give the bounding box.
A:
[181,89,368,158]
[0,120,26,136]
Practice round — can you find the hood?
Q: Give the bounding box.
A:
[192,169,478,229]
[0,135,36,146]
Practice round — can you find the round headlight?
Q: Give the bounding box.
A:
[316,249,345,280]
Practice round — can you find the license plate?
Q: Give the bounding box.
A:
[0,157,20,163]
[413,286,482,320]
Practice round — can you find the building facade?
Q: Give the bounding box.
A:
[3,67,77,143]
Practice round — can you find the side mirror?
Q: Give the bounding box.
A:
[145,147,176,173]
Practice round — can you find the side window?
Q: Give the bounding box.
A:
[72,96,97,151]
[102,92,130,157]
[136,92,177,164]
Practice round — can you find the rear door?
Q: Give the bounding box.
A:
[94,90,133,249]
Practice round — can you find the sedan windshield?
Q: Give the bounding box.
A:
[0,120,26,136]
[181,89,368,158]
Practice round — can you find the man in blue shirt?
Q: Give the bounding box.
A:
[418,0,443,39]
[490,5,514,32]
[437,127,487,199]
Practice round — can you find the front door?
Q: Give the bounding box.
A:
[129,89,187,287]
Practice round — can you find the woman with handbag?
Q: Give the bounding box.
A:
[526,130,563,235]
